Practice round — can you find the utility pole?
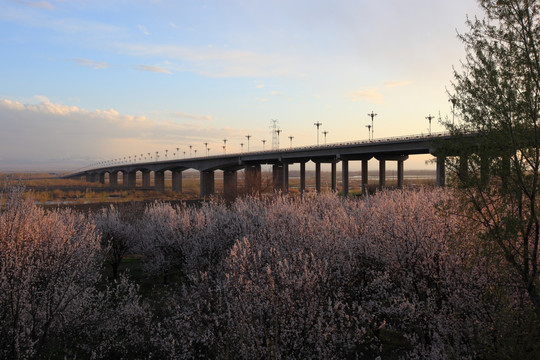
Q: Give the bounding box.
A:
[367,111,377,140]
[426,114,435,135]
[314,121,322,145]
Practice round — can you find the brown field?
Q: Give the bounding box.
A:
[1,170,437,210]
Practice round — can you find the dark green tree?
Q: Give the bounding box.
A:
[445,0,540,316]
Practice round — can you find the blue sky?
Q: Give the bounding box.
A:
[0,0,482,171]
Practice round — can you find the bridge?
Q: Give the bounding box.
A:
[65,132,455,198]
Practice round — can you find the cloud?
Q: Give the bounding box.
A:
[385,81,411,88]
[136,65,172,74]
[350,88,384,104]
[15,0,54,10]
[256,84,265,88]
[271,90,293,101]
[173,111,212,121]
[72,58,108,69]
[137,24,150,35]
[112,43,291,78]
[0,98,244,170]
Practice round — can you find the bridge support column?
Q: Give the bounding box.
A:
[379,159,386,190]
[223,170,237,200]
[245,164,261,194]
[282,163,289,193]
[436,155,446,187]
[361,159,368,195]
[128,171,137,188]
[272,164,284,192]
[342,159,349,197]
[200,170,214,197]
[397,159,404,189]
[331,161,337,191]
[172,170,183,192]
[99,173,105,184]
[300,162,306,196]
[123,172,129,188]
[155,171,165,191]
[142,170,151,188]
[315,162,321,193]
[110,172,118,188]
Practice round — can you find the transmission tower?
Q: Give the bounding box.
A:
[270,119,280,150]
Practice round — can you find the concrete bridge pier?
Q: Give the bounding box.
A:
[282,162,289,193]
[245,164,262,194]
[300,162,306,196]
[379,159,386,190]
[272,164,285,192]
[110,171,118,188]
[331,161,337,192]
[123,172,129,188]
[223,170,238,200]
[172,170,183,192]
[342,159,349,197]
[99,173,105,184]
[200,170,215,197]
[436,155,446,187]
[375,155,409,190]
[128,171,137,188]
[142,170,151,188]
[315,162,321,193]
[361,159,368,194]
[155,171,165,191]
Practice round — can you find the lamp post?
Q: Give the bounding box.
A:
[262,139,266,151]
[189,145,192,157]
[176,147,179,159]
[240,143,244,152]
[204,142,208,156]
[366,125,372,140]
[426,114,435,135]
[367,111,377,140]
[314,121,322,145]
[275,129,282,149]
[288,135,294,148]
[246,135,251,151]
[322,130,328,145]
[223,139,227,154]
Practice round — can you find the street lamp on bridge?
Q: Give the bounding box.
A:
[426,114,435,135]
[314,121,322,145]
[367,111,377,140]
[246,135,251,151]
[322,130,328,145]
[366,125,372,140]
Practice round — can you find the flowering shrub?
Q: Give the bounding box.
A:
[0,186,149,359]
[140,190,492,358]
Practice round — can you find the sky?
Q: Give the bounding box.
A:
[0,0,483,171]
